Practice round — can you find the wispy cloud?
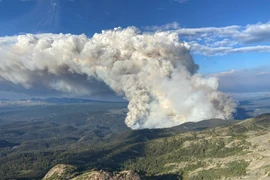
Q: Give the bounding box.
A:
[189,42,270,56]
[146,22,270,56]
[144,22,180,31]
[174,22,270,44]
[174,0,188,3]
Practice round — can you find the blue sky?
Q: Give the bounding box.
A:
[0,0,270,99]
[1,0,270,34]
[0,0,270,73]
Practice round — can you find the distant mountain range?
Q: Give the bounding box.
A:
[28,97,114,104]
[28,97,127,104]
[0,97,127,106]
[1,96,270,123]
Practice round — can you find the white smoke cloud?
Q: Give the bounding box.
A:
[0,27,237,129]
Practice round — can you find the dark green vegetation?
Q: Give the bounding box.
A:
[0,140,19,148]
[1,101,269,179]
[0,102,129,179]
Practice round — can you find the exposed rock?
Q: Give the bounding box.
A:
[72,170,113,180]
[44,165,141,180]
[114,170,141,180]
[43,164,77,180]
[72,170,141,180]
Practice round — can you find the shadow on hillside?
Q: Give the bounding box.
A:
[145,174,182,180]
[66,129,175,172]
[67,119,241,177]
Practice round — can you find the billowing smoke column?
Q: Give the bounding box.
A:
[0,27,237,129]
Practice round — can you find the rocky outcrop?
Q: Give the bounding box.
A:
[114,170,142,180]
[43,165,141,180]
[43,164,77,180]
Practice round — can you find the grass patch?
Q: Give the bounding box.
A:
[191,160,249,180]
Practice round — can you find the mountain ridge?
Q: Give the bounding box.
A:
[42,114,270,180]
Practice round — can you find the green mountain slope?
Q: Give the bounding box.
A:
[0,103,238,179]
[44,114,270,180]
[1,102,270,179]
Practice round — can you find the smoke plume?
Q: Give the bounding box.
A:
[0,27,237,129]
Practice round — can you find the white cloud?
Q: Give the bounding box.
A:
[144,22,180,31]
[174,22,270,44]
[189,42,270,56]
[175,25,240,37]
[210,39,238,47]
[146,21,270,56]
[238,22,270,43]
[174,0,188,3]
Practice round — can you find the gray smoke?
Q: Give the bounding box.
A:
[0,27,237,129]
